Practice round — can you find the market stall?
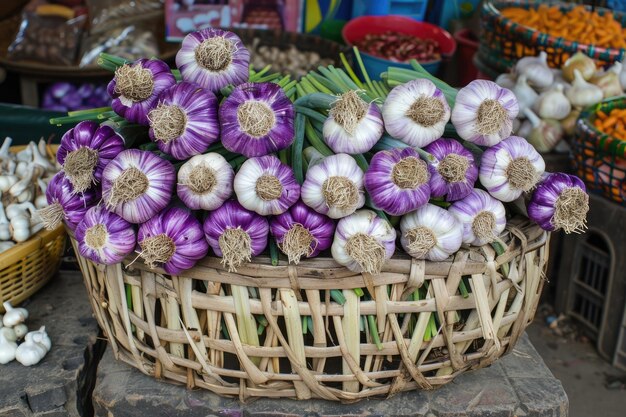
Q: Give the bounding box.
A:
[2,0,625,415]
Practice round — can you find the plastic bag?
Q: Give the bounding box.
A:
[7,11,86,66]
[85,0,163,34]
[79,23,159,67]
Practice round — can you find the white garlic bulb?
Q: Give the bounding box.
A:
[512,74,539,113]
[515,51,554,89]
[566,69,604,108]
[534,84,571,120]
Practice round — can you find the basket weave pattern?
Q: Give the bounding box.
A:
[71,218,547,401]
[0,226,66,313]
[573,97,626,206]
[479,0,626,73]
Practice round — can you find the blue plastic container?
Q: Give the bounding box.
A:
[351,0,428,21]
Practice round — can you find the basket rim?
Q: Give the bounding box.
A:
[578,96,626,158]
[0,144,64,269]
[68,217,547,286]
[483,0,626,60]
[0,221,65,269]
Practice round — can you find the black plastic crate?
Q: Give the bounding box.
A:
[555,193,626,366]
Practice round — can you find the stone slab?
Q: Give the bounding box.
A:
[93,334,568,417]
[0,271,103,417]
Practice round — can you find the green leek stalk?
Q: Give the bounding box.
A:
[231,285,261,365]
[163,296,185,357]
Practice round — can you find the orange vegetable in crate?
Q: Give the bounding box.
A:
[591,157,626,195]
[501,5,626,49]
[592,108,626,141]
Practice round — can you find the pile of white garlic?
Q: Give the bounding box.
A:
[0,137,59,253]
[0,302,51,366]
[496,51,626,153]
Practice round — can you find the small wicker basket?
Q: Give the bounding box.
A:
[0,144,66,313]
[479,0,626,73]
[573,97,626,206]
[71,217,548,402]
[0,226,66,313]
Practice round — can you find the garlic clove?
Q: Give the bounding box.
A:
[562,52,596,82]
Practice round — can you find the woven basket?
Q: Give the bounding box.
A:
[0,144,66,313]
[0,226,66,313]
[71,217,548,401]
[573,97,626,206]
[479,0,626,73]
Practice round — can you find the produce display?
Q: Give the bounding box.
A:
[495,51,626,152]
[0,302,51,367]
[0,138,59,252]
[247,38,334,79]
[501,4,626,49]
[354,31,441,63]
[6,0,162,67]
[591,107,626,140]
[243,6,282,29]
[42,82,109,112]
[7,10,86,66]
[572,97,626,206]
[46,28,590,282]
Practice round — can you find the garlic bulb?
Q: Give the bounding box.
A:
[0,327,17,364]
[15,332,48,366]
[562,52,596,82]
[551,68,570,88]
[515,51,553,89]
[2,302,28,327]
[562,109,581,136]
[534,84,571,121]
[524,108,564,153]
[495,73,516,90]
[615,61,626,90]
[566,70,604,108]
[479,136,546,202]
[512,74,539,113]
[517,119,533,138]
[591,66,623,99]
[13,323,27,340]
[29,326,51,352]
[449,189,507,246]
[399,204,462,261]
[331,210,396,274]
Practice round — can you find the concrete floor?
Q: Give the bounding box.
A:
[527,321,626,417]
